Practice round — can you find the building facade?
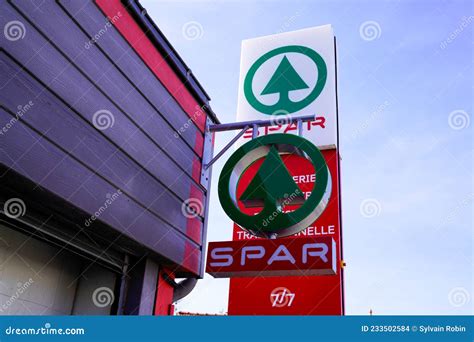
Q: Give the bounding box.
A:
[0,0,217,315]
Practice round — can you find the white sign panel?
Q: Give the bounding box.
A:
[236,25,337,148]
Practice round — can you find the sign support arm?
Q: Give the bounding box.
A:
[204,114,317,170]
[203,125,250,170]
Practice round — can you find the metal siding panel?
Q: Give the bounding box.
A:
[13,0,204,159]
[61,0,205,156]
[0,108,200,274]
[0,3,200,184]
[0,53,203,243]
[95,0,207,133]
[123,0,211,105]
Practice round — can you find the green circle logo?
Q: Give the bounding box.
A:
[218,134,331,238]
[244,45,327,115]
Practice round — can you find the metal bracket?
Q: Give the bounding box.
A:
[208,113,316,133]
[203,114,317,170]
[203,125,249,170]
[200,117,214,188]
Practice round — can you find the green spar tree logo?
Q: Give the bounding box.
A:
[218,134,331,238]
[244,45,327,115]
[240,145,305,209]
[260,56,309,111]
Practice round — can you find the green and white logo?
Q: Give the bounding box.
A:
[244,45,327,115]
[218,134,331,238]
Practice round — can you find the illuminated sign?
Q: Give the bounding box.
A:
[227,24,343,315]
[227,150,344,315]
[236,25,337,148]
[206,236,336,278]
[244,46,327,115]
[218,133,331,238]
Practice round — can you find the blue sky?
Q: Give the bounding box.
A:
[142,0,472,315]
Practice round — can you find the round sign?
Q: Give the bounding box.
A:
[218,134,331,238]
[244,45,327,115]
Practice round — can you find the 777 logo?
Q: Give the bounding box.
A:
[270,287,296,308]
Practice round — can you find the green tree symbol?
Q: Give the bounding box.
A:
[260,55,309,110]
[240,145,304,210]
[244,46,327,115]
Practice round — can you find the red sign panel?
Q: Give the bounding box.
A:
[228,149,344,315]
[206,236,336,277]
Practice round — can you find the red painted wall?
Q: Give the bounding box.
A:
[154,270,175,315]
